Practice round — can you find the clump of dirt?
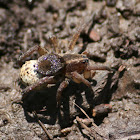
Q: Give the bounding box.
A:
[0,0,140,139]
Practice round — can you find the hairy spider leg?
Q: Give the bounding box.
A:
[70,71,93,92]
[56,79,70,107]
[68,24,85,51]
[68,17,93,51]
[48,35,60,54]
[87,65,112,71]
[18,45,48,66]
[22,76,56,100]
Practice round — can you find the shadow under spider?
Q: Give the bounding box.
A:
[21,80,95,127]
[21,71,117,129]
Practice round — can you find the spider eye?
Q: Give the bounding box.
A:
[82,55,87,58]
[82,59,88,63]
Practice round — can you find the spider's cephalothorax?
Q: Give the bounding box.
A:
[63,54,89,74]
[19,21,112,106]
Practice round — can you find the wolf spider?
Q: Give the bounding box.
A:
[19,20,111,107]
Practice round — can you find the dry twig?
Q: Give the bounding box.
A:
[73,101,108,139]
[32,111,53,140]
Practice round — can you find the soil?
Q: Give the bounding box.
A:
[0,0,140,139]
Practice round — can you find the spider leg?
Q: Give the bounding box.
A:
[22,76,56,100]
[70,71,93,92]
[56,79,70,107]
[87,65,111,71]
[48,35,60,54]
[18,45,48,66]
[68,18,92,51]
[68,25,84,51]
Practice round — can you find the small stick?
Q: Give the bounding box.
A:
[32,111,53,140]
[73,101,107,139]
[73,102,92,121]
[76,116,97,139]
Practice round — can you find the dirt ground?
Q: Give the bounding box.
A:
[0,0,140,139]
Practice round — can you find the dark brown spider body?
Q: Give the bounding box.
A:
[36,54,65,76]
[19,19,112,106]
[36,54,89,77]
[63,54,89,75]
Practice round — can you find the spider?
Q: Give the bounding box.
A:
[19,20,112,107]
